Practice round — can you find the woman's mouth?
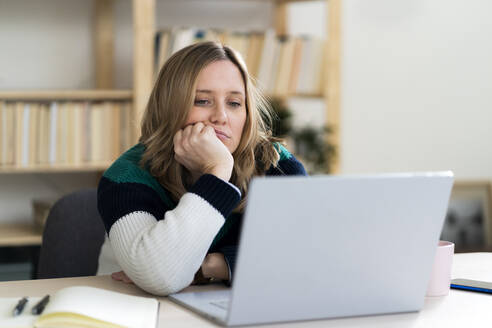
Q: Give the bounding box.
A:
[214,129,230,140]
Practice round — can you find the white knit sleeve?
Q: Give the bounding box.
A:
[108,192,225,296]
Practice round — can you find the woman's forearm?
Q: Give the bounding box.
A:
[109,193,225,295]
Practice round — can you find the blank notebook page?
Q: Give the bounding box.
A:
[35,286,159,328]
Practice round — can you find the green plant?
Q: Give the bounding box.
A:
[269,98,292,138]
[269,98,336,174]
[291,125,336,174]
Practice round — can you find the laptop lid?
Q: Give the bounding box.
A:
[227,172,453,326]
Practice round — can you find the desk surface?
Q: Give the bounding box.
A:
[1,253,491,327]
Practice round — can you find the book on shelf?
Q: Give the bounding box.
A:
[224,31,249,61]
[0,101,9,165]
[110,102,122,161]
[82,102,91,163]
[245,32,265,79]
[4,103,16,165]
[154,27,326,97]
[0,100,132,168]
[57,102,67,164]
[0,285,159,328]
[37,103,50,164]
[119,102,132,161]
[274,36,296,96]
[72,102,83,164]
[256,29,277,92]
[0,101,2,163]
[14,102,24,166]
[155,27,220,73]
[288,37,303,94]
[48,102,58,165]
[90,102,104,163]
[267,38,282,93]
[296,36,325,95]
[66,102,76,164]
[28,103,39,166]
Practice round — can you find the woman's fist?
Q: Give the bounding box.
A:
[173,122,234,181]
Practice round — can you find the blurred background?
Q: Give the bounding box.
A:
[0,0,491,280]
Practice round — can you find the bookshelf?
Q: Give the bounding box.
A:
[0,0,129,173]
[1,0,340,172]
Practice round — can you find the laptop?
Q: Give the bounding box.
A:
[169,172,454,326]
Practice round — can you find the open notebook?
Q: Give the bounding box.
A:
[0,285,159,328]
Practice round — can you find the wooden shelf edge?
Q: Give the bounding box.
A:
[0,162,112,174]
[275,0,320,4]
[454,180,492,187]
[266,93,325,99]
[0,223,42,247]
[0,90,133,101]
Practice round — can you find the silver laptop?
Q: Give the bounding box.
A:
[169,172,454,326]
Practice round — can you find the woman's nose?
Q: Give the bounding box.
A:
[210,102,227,124]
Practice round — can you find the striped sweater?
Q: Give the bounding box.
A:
[97,143,306,295]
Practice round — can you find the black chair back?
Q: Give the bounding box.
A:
[37,189,105,279]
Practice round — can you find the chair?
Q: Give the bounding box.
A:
[37,189,106,279]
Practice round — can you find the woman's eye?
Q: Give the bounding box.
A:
[194,99,209,105]
[229,101,241,108]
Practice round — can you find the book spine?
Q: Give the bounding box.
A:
[49,102,58,164]
[22,103,30,166]
[6,103,15,165]
[29,103,39,165]
[82,101,91,163]
[0,101,5,165]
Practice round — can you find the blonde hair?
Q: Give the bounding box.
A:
[139,41,280,211]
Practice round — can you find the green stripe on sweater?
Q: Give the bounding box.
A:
[102,144,175,208]
[274,142,292,161]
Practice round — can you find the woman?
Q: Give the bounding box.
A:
[97,41,306,296]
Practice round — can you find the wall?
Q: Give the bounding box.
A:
[0,0,94,89]
[341,0,492,179]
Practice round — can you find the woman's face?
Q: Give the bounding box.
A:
[184,60,247,153]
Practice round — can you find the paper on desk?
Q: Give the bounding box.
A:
[35,286,158,328]
[0,296,41,328]
[1,287,159,328]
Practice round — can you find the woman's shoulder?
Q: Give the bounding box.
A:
[268,142,307,176]
[273,142,293,162]
[103,144,150,183]
[100,144,173,207]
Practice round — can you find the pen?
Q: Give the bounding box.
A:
[12,297,28,316]
[31,294,50,315]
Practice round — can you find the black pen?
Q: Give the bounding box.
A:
[31,295,50,315]
[13,297,28,316]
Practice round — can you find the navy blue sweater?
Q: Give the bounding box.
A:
[97,143,307,282]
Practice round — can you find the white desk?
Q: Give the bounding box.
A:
[0,253,491,327]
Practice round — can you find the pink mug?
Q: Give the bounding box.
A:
[426,241,455,296]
